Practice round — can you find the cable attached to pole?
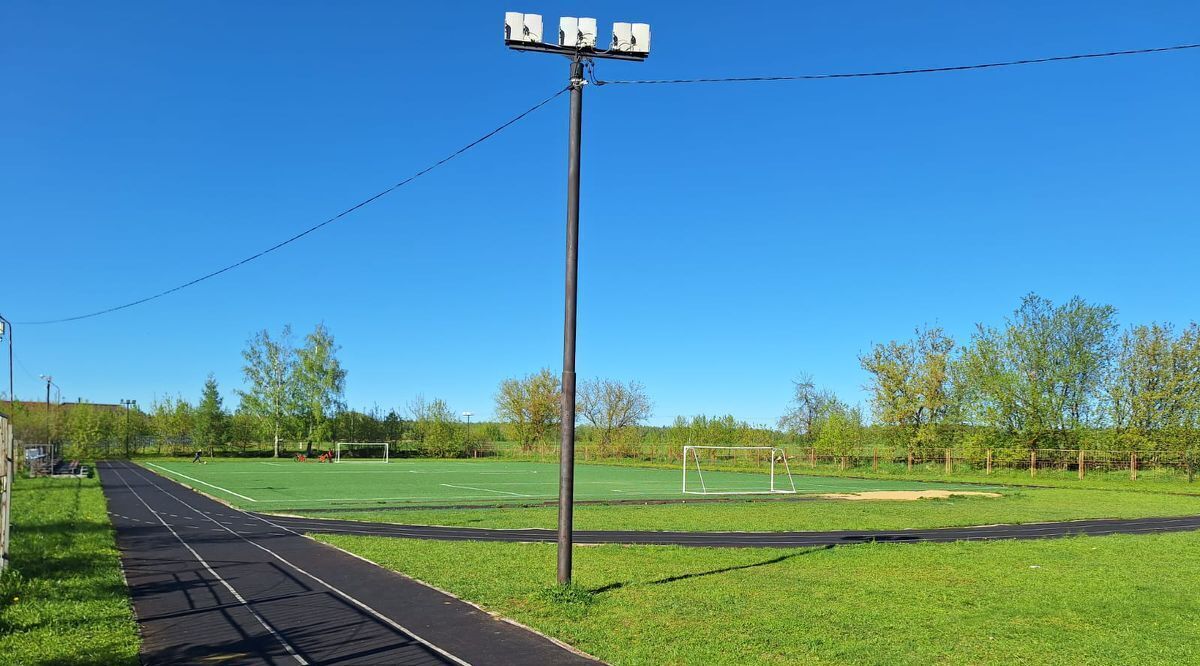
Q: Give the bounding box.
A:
[18,87,569,326]
[595,42,1200,86]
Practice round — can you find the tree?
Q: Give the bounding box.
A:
[815,402,865,463]
[956,294,1117,448]
[1109,322,1200,451]
[859,326,955,450]
[408,396,461,457]
[193,374,228,456]
[64,404,105,460]
[293,323,346,455]
[578,378,652,448]
[238,326,297,458]
[150,395,193,455]
[494,369,561,449]
[777,374,838,441]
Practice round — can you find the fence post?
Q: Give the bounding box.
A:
[810,447,816,468]
[1131,452,1137,481]
[986,449,992,475]
[945,448,952,475]
[907,451,913,472]
[872,447,878,472]
[1030,449,1037,477]
[1078,449,1085,480]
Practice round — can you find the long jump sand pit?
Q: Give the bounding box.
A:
[819,490,1002,501]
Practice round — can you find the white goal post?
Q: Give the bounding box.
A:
[682,445,796,495]
[334,442,389,463]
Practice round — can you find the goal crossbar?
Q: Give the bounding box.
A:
[334,442,390,463]
[682,445,796,495]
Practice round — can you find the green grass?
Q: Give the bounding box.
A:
[0,474,140,666]
[301,486,1200,532]
[142,458,1000,511]
[313,532,1200,665]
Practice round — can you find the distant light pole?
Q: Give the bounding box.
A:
[504,12,650,586]
[38,375,59,470]
[0,315,12,574]
[120,399,137,459]
[0,315,12,417]
[462,412,473,447]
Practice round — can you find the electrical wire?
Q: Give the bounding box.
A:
[595,42,1200,86]
[18,87,570,326]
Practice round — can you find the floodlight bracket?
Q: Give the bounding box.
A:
[504,41,648,62]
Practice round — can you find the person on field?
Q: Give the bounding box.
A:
[192,450,203,463]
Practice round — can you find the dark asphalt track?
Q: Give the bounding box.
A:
[260,512,1200,548]
[99,461,599,666]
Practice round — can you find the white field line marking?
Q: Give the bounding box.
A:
[261,462,287,467]
[126,463,471,666]
[109,466,307,665]
[144,462,258,503]
[440,484,532,497]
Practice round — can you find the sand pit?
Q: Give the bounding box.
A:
[819,490,1002,501]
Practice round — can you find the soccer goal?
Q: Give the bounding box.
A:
[334,442,389,463]
[682,445,796,495]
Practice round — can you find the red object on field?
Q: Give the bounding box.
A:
[295,454,307,462]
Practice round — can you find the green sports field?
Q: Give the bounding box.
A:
[141,459,1002,511]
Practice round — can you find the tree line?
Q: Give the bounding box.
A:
[782,293,1200,458]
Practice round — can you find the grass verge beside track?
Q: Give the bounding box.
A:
[0,474,140,665]
[314,532,1200,665]
[294,487,1200,532]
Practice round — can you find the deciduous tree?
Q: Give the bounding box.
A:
[494,369,561,449]
[238,326,297,458]
[578,378,652,448]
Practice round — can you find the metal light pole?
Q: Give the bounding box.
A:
[39,375,59,471]
[120,399,137,458]
[0,315,12,574]
[504,12,650,585]
[462,411,473,447]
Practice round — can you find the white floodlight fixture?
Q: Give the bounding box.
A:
[504,12,523,42]
[462,411,474,418]
[558,17,578,47]
[524,13,543,43]
[578,18,597,48]
[630,23,651,54]
[611,22,632,51]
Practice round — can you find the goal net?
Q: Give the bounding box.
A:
[334,442,389,463]
[682,446,796,495]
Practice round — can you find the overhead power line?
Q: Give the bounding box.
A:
[595,42,1200,86]
[19,87,569,326]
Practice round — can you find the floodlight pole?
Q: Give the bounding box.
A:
[505,13,649,586]
[558,56,584,586]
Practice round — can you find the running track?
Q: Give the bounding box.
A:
[261,512,1200,547]
[99,461,598,665]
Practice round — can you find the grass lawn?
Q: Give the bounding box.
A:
[299,486,1200,532]
[314,532,1200,665]
[142,458,1000,511]
[0,474,140,666]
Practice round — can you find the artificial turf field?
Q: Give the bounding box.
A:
[142,459,1000,511]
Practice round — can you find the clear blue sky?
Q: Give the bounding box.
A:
[3,2,1198,426]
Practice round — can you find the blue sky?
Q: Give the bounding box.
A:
[3,2,1198,426]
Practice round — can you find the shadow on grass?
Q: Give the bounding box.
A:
[589,545,834,595]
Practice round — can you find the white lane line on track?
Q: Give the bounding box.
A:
[124,462,470,666]
[144,462,259,503]
[108,465,307,665]
[440,483,532,497]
